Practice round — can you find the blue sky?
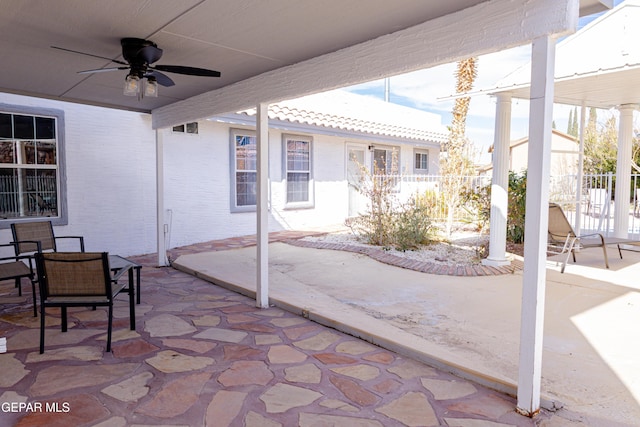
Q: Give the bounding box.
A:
[345,0,627,164]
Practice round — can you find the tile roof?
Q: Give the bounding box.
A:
[238,90,449,143]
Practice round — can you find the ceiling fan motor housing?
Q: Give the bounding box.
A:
[121,38,161,77]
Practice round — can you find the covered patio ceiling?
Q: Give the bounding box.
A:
[0,0,611,125]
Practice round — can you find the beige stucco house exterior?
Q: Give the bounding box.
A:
[482,129,579,176]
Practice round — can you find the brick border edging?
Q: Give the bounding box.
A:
[285,239,524,276]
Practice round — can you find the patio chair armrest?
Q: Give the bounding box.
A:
[9,240,43,254]
[0,242,18,251]
[0,242,38,274]
[578,232,606,243]
[54,235,85,252]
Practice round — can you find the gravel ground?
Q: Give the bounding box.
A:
[300,230,491,266]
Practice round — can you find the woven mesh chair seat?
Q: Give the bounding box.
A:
[0,260,31,278]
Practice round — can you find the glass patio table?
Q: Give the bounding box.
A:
[109,255,142,305]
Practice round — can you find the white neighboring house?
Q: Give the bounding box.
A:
[0,90,447,255]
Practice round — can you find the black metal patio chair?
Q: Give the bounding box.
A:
[35,252,135,353]
[0,242,37,316]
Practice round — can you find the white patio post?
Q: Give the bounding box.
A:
[613,104,635,238]
[517,35,556,417]
[483,92,512,267]
[574,103,586,235]
[156,129,168,267]
[256,102,269,308]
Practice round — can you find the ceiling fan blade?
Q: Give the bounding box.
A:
[78,66,129,74]
[51,46,128,66]
[146,71,175,87]
[153,64,221,77]
[138,45,163,64]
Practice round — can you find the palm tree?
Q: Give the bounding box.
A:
[440,57,478,237]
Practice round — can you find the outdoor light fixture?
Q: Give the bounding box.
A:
[123,73,158,98]
[123,74,140,96]
[144,77,158,97]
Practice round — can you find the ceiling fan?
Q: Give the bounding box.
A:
[52,38,221,97]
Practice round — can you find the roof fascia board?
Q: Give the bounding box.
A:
[153,0,578,129]
[210,113,443,147]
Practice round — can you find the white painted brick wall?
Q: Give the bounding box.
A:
[0,93,157,257]
[0,93,440,255]
[162,124,350,248]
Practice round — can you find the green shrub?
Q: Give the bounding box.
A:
[458,171,527,244]
[460,183,491,232]
[345,155,436,251]
[507,171,527,244]
[393,199,435,251]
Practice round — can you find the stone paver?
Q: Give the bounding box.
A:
[145,349,214,373]
[218,360,274,386]
[0,231,566,426]
[375,392,438,426]
[101,372,153,402]
[0,354,29,387]
[260,383,323,413]
[421,377,477,400]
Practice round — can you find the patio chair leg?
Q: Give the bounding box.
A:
[106,304,113,352]
[561,238,578,274]
[61,307,67,332]
[39,305,45,354]
[31,279,37,317]
[602,245,609,269]
[15,277,21,296]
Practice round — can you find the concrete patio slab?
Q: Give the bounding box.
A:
[174,241,640,426]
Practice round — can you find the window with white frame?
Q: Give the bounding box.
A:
[230,129,257,211]
[172,122,199,134]
[284,134,313,206]
[372,146,398,174]
[414,150,429,174]
[0,107,65,224]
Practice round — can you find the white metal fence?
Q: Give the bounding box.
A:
[370,172,640,237]
[371,174,491,224]
[550,172,640,237]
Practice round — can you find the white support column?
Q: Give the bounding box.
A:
[613,104,635,238]
[574,103,586,235]
[256,103,269,308]
[483,92,512,267]
[517,35,556,417]
[156,129,168,267]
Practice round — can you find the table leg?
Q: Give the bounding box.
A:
[136,266,141,304]
[128,268,135,330]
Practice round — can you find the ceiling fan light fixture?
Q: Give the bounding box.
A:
[123,74,140,96]
[144,77,158,97]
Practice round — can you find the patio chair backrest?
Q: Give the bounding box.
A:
[36,252,111,299]
[11,221,56,254]
[548,203,576,243]
[588,188,608,206]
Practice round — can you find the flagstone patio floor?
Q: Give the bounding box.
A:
[0,231,562,426]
